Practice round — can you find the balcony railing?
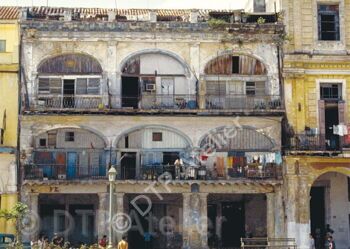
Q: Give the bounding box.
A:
[140,94,197,110]
[33,95,104,110]
[28,94,284,112]
[286,134,350,151]
[24,164,107,180]
[117,164,282,181]
[205,95,282,110]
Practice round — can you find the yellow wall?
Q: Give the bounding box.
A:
[284,61,350,133]
[0,19,19,234]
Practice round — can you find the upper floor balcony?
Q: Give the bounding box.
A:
[24,51,283,115]
[23,126,282,183]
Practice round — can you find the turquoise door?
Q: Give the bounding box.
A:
[67,152,77,179]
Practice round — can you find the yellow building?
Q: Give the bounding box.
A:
[282,1,350,248]
[0,14,19,234]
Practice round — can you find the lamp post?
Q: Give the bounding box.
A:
[107,166,117,249]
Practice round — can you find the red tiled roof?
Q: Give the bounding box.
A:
[0,6,238,20]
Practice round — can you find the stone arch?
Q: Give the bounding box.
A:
[198,125,275,151]
[201,49,271,76]
[34,126,108,148]
[114,124,193,149]
[309,169,350,187]
[118,49,192,77]
[37,53,103,75]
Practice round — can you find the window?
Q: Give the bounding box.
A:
[65,132,75,142]
[48,131,57,147]
[0,40,5,52]
[76,78,100,95]
[320,83,342,100]
[39,138,47,147]
[0,129,3,145]
[38,78,62,94]
[318,5,340,41]
[254,0,266,12]
[232,56,240,74]
[152,132,162,142]
[125,136,129,148]
[245,82,265,96]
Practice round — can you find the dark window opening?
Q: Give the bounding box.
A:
[152,132,163,142]
[348,177,350,202]
[232,56,240,74]
[254,0,266,12]
[0,129,3,145]
[318,5,340,41]
[320,83,342,100]
[121,76,139,109]
[48,131,57,147]
[65,132,75,142]
[246,82,256,95]
[39,138,47,147]
[125,136,129,148]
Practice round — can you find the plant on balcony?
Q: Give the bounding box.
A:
[0,202,29,246]
[257,17,266,25]
[208,18,228,28]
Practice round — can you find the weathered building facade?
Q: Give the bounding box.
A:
[282,0,350,248]
[0,4,287,248]
[0,15,19,234]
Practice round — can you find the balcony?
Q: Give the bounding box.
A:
[31,95,104,111]
[24,164,107,180]
[117,164,282,181]
[286,134,350,152]
[205,95,282,111]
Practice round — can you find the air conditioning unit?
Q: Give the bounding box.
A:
[146,84,156,91]
[58,174,66,180]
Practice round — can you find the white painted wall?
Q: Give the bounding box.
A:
[317,172,350,249]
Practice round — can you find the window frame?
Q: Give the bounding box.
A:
[317,4,340,41]
[65,131,75,142]
[0,40,6,52]
[152,132,163,142]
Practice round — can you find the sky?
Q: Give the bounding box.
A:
[1,0,245,9]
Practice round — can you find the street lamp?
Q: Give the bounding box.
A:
[107,166,117,249]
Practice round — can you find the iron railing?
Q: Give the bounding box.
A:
[205,95,282,110]
[240,238,297,249]
[286,134,350,151]
[24,164,107,180]
[116,164,282,181]
[34,95,104,110]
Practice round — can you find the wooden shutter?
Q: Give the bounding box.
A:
[49,78,62,94]
[318,100,326,134]
[38,78,50,94]
[338,101,345,124]
[76,78,88,95]
[87,78,100,95]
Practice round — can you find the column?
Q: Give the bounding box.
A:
[114,193,125,243]
[22,193,39,241]
[97,193,109,238]
[274,186,285,238]
[199,193,208,249]
[297,176,311,249]
[285,175,298,241]
[266,193,275,238]
[182,193,208,249]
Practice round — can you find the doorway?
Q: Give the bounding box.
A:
[310,186,326,248]
[122,76,139,108]
[325,104,339,150]
[66,152,77,179]
[121,152,137,179]
[221,202,245,247]
[63,79,75,108]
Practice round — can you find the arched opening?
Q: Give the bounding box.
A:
[116,125,192,180]
[27,127,107,180]
[36,53,103,109]
[120,51,196,110]
[310,171,350,249]
[203,53,280,110]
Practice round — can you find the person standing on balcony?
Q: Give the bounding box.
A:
[174,157,183,180]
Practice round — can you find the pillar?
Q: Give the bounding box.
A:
[22,193,39,241]
[285,175,298,240]
[182,193,208,249]
[266,193,275,238]
[297,176,311,249]
[274,186,285,238]
[114,193,125,243]
[97,193,109,238]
